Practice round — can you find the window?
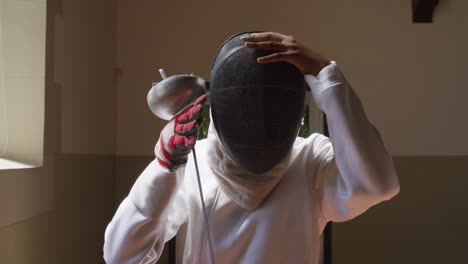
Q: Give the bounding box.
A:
[0,0,47,169]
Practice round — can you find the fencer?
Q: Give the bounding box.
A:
[103,31,400,264]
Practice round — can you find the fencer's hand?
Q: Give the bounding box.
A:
[155,94,207,172]
[242,32,330,76]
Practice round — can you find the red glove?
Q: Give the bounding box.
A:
[155,94,207,171]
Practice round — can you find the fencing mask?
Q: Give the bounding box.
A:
[210,32,306,175]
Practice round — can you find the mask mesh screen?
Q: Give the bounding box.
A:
[210,33,306,174]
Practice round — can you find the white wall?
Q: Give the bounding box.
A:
[116,0,468,156]
[312,0,468,156]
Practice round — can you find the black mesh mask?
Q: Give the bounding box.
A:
[210,32,306,174]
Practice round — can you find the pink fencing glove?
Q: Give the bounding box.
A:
[155,94,207,172]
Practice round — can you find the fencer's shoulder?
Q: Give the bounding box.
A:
[194,138,209,152]
[185,138,209,170]
[292,133,334,158]
[294,133,330,147]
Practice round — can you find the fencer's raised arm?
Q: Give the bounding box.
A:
[305,62,400,222]
[103,96,206,264]
[104,164,186,264]
[242,32,399,222]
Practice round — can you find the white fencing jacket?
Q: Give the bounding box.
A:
[103,62,400,264]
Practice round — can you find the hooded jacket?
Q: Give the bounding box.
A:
[103,62,400,264]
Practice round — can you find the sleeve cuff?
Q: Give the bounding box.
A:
[304,61,345,110]
[304,61,344,100]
